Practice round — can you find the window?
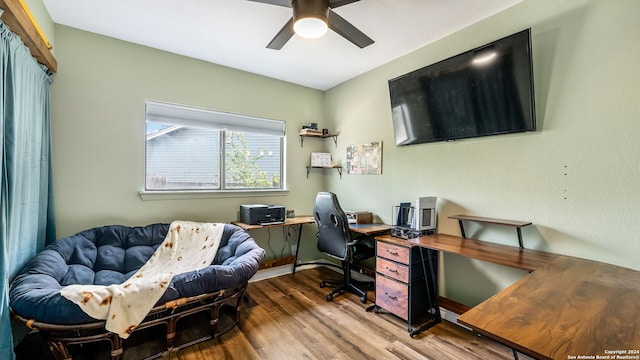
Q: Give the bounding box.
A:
[145,100,285,191]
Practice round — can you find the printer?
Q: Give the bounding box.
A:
[240,204,286,225]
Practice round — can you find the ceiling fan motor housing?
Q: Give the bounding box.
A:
[292,0,330,23]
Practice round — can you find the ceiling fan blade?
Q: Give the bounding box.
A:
[246,0,292,7]
[327,10,374,48]
[328,0,360,8]
[267,18,295,50]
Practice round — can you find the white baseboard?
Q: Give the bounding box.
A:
[249,259,328,282]
[439,307,470,330]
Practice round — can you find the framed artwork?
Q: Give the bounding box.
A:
[310,152,332,167]
[346,141,382,175]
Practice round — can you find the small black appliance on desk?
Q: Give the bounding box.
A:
[240,204,286,225]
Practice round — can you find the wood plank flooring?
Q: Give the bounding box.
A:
[16,267,532,359]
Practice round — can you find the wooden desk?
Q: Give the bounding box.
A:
[233,216,314,272]
[233,216,314,231]
[375,219,640,358]
[458,256,640,360]
[373,233,640,357]
[371,233,560,337]
[349,223,392,236]
[407,233,558,272]
[375,233,558,273]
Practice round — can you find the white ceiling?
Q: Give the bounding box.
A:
[43,0,522,90]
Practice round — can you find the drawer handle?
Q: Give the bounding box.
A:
[385,293,398,301]
[385,267,399,274]
[386,249,399,256]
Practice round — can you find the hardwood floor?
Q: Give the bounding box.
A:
[16,267,531,359]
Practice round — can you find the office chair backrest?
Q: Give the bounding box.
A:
[313,192,351,261]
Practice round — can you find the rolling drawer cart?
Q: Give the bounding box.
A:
[367,237,440,337]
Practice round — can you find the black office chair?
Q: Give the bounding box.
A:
[313,192,373,303]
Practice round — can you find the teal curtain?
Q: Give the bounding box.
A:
[0,16,55,360]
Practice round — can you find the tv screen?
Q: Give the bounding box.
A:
[389,29,536,146]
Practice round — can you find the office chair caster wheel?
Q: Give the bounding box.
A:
[359,296,367,304]
[319,281,326,288]
[326,294,334,301]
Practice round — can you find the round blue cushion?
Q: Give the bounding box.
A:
[9,223,265,324]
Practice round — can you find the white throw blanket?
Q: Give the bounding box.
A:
[61,221,224,339]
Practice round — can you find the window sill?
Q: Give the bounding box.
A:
[139,189,290,201]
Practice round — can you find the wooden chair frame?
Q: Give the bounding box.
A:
[12,283,248,360]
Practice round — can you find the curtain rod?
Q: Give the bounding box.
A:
[0,0,57,72]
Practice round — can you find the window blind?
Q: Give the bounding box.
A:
[145,100,285,137]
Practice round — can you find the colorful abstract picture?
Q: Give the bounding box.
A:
[346,141,382,175]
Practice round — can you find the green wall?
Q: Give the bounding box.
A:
[24,0,54,51]
[324,0,640,305]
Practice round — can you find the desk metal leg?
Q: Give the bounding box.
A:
[292,224,304,274]
[291,223,343,274]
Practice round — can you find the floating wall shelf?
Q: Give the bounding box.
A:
[306,166,342,179]
[299,133,338,147]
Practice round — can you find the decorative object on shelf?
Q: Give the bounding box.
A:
[311,152,332,167]
[301,122,318,130]
[298,128,338,147]
[299,128,322,136]
[346,141,382,175]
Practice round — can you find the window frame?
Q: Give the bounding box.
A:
[141,100,287,198]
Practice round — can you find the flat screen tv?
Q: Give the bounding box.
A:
[388,29,536,146]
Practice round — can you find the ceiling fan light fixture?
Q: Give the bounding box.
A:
[294,17,328,39]
[292,0,329,39]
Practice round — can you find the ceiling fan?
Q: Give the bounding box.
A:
[248,0,374,50]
